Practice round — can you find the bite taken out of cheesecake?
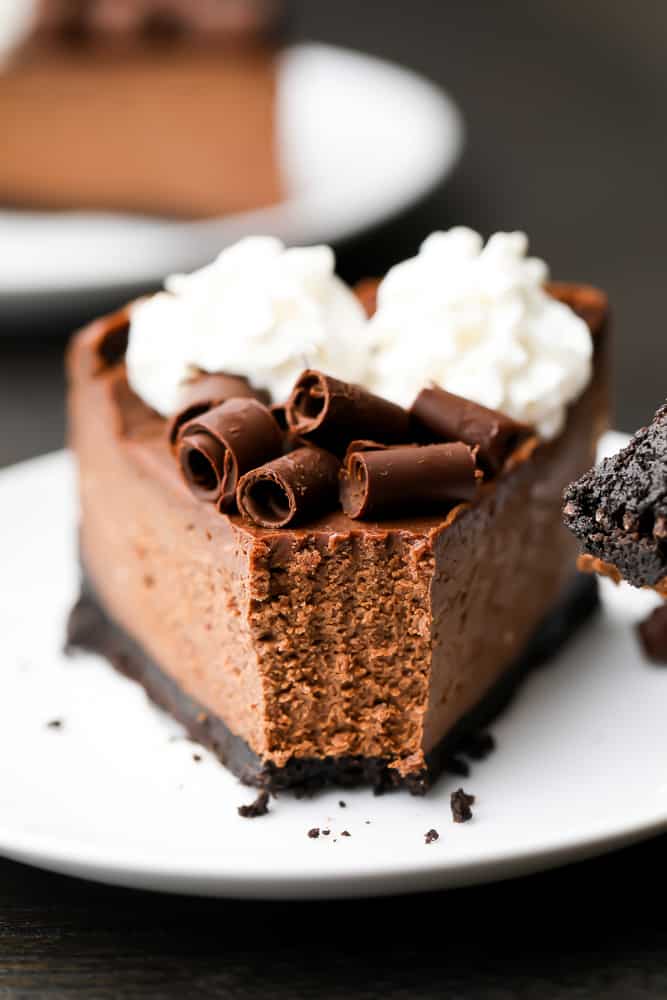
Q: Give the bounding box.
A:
[66,230,610,795]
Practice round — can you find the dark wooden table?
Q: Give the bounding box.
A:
[3,2,667,995]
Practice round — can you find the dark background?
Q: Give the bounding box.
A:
[3,2,667,996]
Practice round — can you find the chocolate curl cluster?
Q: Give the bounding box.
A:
[410,386,529,474]
[237,447,340,528]
[340,442,480,520]
[167,373,263,447]
[285,370,410,455]
[177,398,282,509]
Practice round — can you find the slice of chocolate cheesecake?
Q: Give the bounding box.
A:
[66,232,610,794]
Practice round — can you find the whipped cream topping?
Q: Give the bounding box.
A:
[126,236,369,416]
[366,228,593,439]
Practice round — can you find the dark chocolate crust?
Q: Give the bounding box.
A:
[563,402,667,588]
[66,571,599,796]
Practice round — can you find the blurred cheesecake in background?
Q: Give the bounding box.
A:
[0,0,285,217]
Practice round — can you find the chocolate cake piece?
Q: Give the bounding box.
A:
[563,402,667,590]
[65,280,609,795]
[0,1,283,217]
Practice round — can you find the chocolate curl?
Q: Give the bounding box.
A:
[167,373,261,447]
[237,447,340,528]
[285,370,410,455]
[177,398,282,508]
[410,386,530,475]
[340,442,480,520]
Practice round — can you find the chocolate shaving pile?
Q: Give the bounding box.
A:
[166,366,532,526]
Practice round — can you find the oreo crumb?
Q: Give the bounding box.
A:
[424,828,439,844]
[308,827,320,839]
[339,800,347,808]
[460,731,496,760]
[46,719,63,729]
[444,755,470,777]
[322,829,331,836]
[365,820,371,825]
[192,753,202,763]
[451,788,475,823]
[341,830,351,837]
[237,790,270,819]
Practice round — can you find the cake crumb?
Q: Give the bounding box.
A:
[237,790,270,819]
[46,719,63,730]
[322,829,331,836]
[424,828,439,844]
[192,753,202,763]
[307,827,320,839]
[338,800,347,808]
[341,830,351,837]
[451,788,475,823]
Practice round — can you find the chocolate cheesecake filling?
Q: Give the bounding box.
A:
[66,282,609,791]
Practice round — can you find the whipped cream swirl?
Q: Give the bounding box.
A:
[366,228,593,439]
[126,236,369,416]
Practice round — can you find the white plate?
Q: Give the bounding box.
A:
[2,433,666,900]
[0,42,463,310]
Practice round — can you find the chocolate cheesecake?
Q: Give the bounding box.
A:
[0,0,283,217]
[66,232,610,794]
